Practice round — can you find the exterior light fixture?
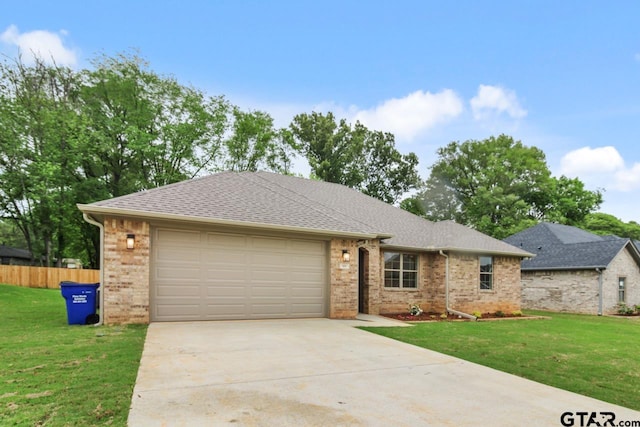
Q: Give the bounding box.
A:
[126,234,135,250]
[342,249,350,263]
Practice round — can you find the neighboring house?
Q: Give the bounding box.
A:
[0,244,33,266]
[504,222,640,315]
[78,171,531,324]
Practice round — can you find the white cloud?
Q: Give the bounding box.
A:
[560,146,640,191]
[560,146,624,175]
[1,25,77,67]
[470,84,527,121]
[351,89,464,141]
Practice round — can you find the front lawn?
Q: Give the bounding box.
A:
[0,284,147,426]
[362,311,640,411]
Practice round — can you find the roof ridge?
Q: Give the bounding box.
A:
[246,173,380,235]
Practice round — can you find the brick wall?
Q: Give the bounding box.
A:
[521,270,599,314]
[329,239,358,319]
[447,254,521,314]
[377,252,435,314]
[375,251,521,315]
[522,246,640,315]
[602,246,640,313]
[103,217,150,324]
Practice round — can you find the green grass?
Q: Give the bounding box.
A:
[362,311,640,411]
[0,284,147,426]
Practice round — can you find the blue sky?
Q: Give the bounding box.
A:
[2,1,640,221]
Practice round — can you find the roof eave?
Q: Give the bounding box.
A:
[78,204,389,240]
[522,265,607,271]
[379,242,534,258]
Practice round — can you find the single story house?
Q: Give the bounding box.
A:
[78,171,531,324]
[0,244,33,266]
[504,222,640,315]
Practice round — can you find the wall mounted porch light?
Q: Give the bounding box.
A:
[126,234,135,250]
[342,249,350,263]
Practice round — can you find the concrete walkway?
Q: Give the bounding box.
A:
[128,317,640,426]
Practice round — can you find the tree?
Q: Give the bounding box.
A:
[290,112,420,203]
[411,135,602,239]
[80,53,230,196]
[580,213,640,240]
[290,111,364,186]
[223,108,296,173]
[0,57,85,265]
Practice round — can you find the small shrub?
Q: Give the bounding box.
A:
[617,303,635,316]
[408,304,423,316]
[512,310,523,317]
[634,305,640,314]
[472,311,482,319]
[495,310,505,318]
[440,312,448,319]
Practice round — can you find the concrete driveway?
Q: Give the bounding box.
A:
[128,316,640,426]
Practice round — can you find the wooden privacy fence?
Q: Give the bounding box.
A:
[0,265,100,289]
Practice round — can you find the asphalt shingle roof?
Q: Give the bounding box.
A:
[81,171,531,256]
[0,245,32,260]
[503,222,638,270]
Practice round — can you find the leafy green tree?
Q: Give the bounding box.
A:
[580,213,640,240]
[290,112,420,203]
[80,53,230,196]
[223,108,296,173]
[412,135,602,239]
[0,57,85,265]
[290,111,364,186]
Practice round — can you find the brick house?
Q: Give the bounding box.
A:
[78,171,531,324]
[504,222,640,315]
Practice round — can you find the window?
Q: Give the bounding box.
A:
[384,252,418,288]
[619,277,626,303]
[479,256,493,290]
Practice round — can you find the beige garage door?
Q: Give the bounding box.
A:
[150,227,328,321]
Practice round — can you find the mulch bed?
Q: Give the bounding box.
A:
[381,311,532,322]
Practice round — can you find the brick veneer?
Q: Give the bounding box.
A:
[521,245,640,315]
[102,217,150,324]
[447,254,521,314]
[375,251,522,315]
[329,239,359,318]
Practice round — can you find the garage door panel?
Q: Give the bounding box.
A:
[251,286,287,297]
[151,227,327,321]
[205,285,247,297]
[156,266,201,280]
[290,271,324,282]
[205,232,247,248]
[204,304,248,319]
[205,268,247,281]
[156,304,201,317]
[250,252,289,266]
[291,239,325,254]
[251,303,288,316]
[291,287,324,298]
[156,284,201,297]
[157,229,201,245]
[290,303,324,316]
[202,250,248,264]
[251,236,287,250]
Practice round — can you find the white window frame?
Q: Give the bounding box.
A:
[618,277,626,303]
[383,252,418,289]
[479,256,493,290]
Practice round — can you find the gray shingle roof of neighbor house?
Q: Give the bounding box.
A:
[0,244,32,260]
[78,171,532,257]
[503,222,640,270]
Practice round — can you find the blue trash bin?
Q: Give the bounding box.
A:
[60,282,100,325]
